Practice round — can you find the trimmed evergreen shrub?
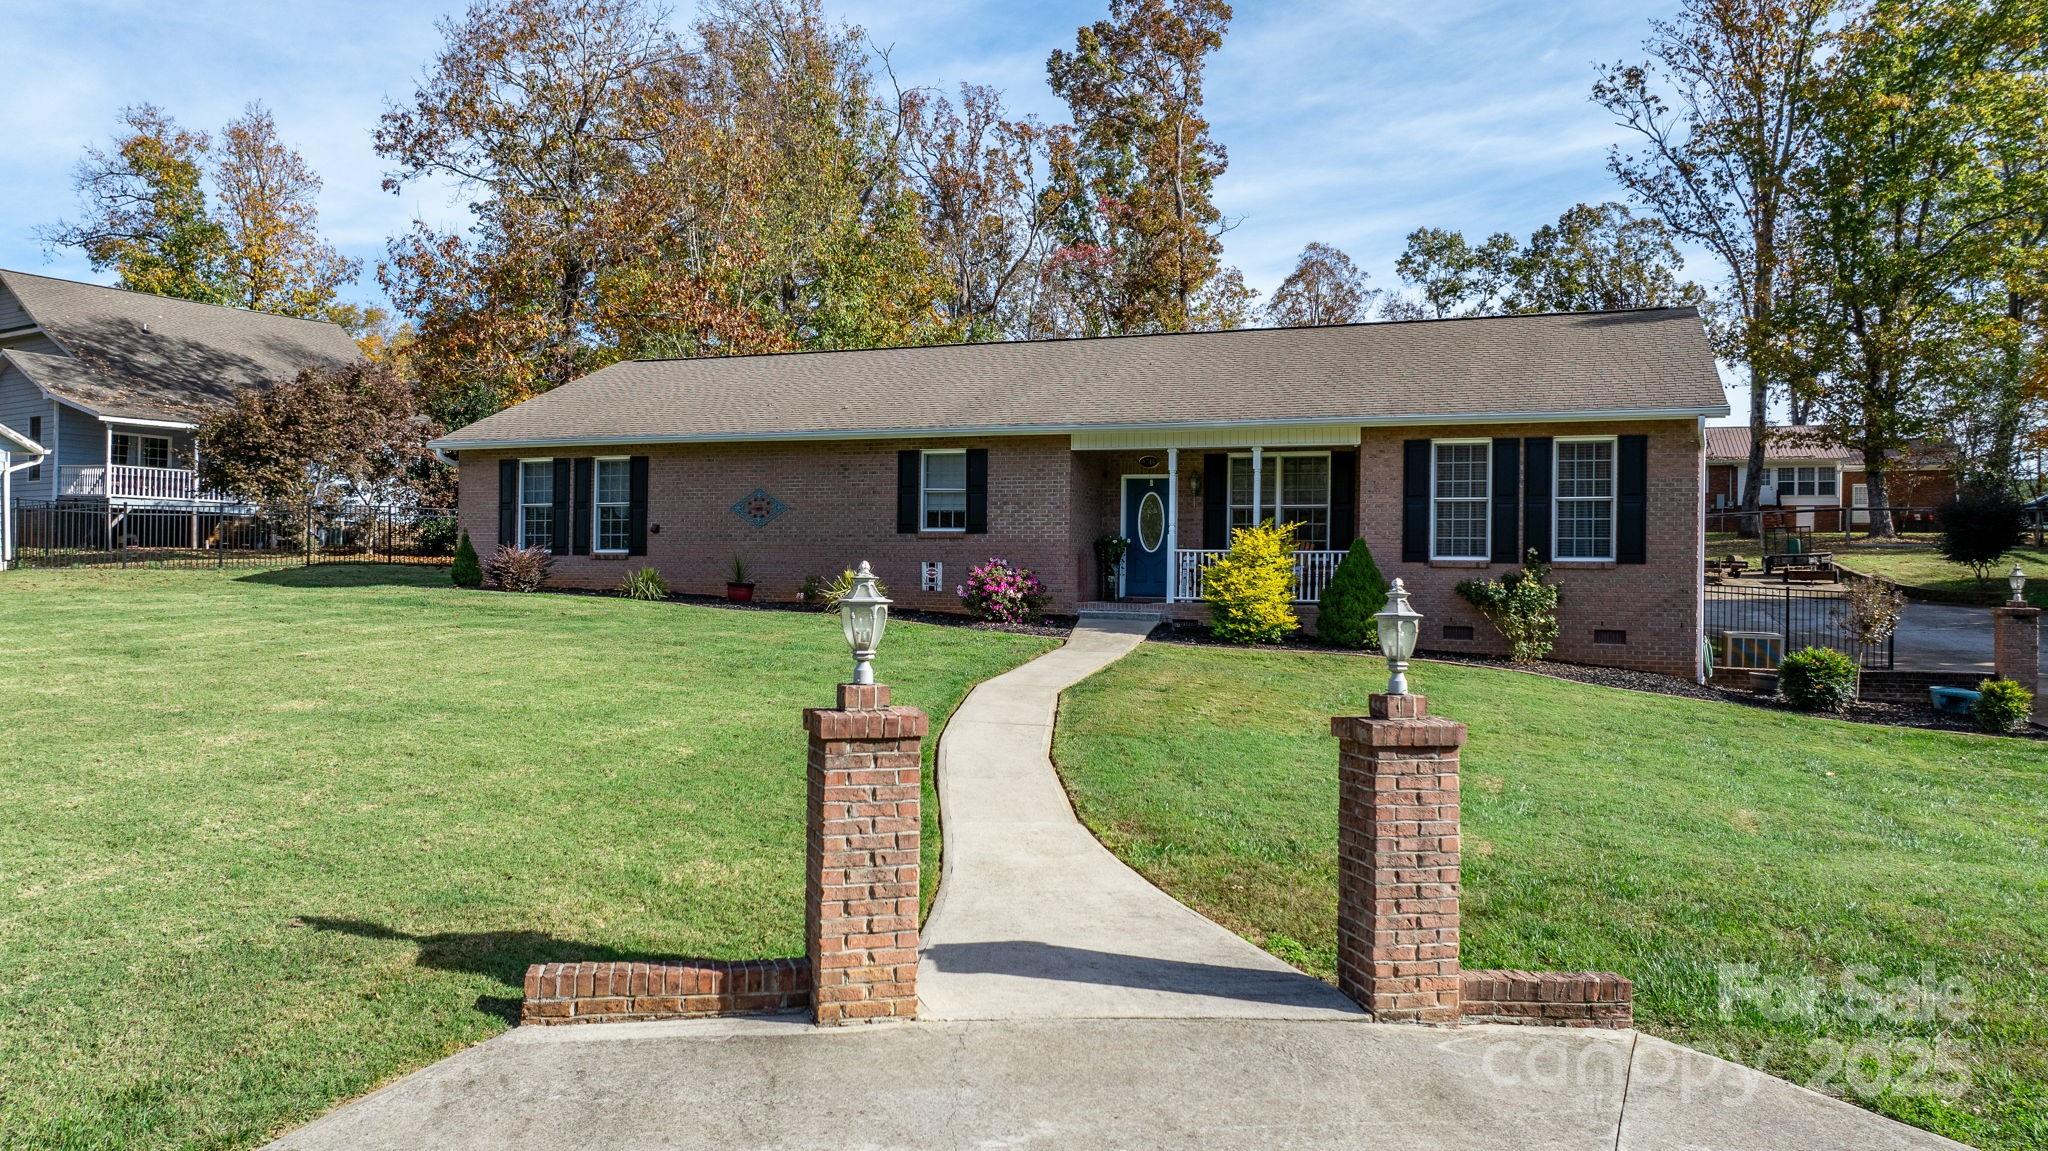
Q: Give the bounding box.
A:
[1455,551,1560,662]
[450,530,483,588]
[620,566,668,600]
[1204,520,1301,644]
[1935,482,2025,585]
[1317,538,1388,649]
[1778,646,1857,713]
[1972,678,2034,734]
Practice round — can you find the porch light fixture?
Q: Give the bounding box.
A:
[2011,565,2029,606]
[841,560,891,685]
[1375,578,1423,696]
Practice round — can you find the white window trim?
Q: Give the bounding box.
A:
[1227,450,1333,548]
[518,457,555,552]
[920,448,967,534]
[1553,436,1618,563]
[1429,439,1492,562]
[111,431,174,469]
[592,456,631,555]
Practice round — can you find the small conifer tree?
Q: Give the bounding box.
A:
[1316,538,1388,649]
[451,529,483,588]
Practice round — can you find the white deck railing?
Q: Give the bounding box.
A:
[57,464,234,503]
[1174,548,1346,604]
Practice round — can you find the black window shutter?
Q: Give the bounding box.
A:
[627,456,649,556]
[1617,434,1649,564]
[1490,438,1521,564]
[1523,437,1553,563]
[498,459,517,546]
[965,448,989,534]
[550,459,572,553]
[1328,449,1358,550]
[571,458,594,556]
[1401,439,1429,563]
[896,450,919,534]
[1202,453,1228,548]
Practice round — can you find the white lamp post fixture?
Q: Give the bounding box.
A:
[840,560,891,685]
[2011,565,2029,606]
[1375,578,1423,696]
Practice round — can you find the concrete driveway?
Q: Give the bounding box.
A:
[267,1014,1966,1151]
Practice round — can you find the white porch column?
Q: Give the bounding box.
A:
[1165,447,1179,603]
[2,451,12,571]
[1250,446,1264,530]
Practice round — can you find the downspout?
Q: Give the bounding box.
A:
[3,449,49,571]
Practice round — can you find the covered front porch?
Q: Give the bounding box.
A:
[1069,425,1360,610]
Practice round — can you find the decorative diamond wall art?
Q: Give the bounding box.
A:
[731,488,789,528]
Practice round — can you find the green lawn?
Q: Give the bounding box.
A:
[1054,643,2048,1151]
[1708,531,2048,607]
[0,566,1053,1151]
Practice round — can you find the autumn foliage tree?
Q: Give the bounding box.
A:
[1042,0,1242,335]
[1382,203,1700,319]
[41,103,362,325]
[197,361,447,520]
[1265,242,1378,327]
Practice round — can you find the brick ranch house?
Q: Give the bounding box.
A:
[1705,425,1957,532]
[432,307,1729,677]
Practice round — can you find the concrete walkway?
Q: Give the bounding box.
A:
[269,1014,1968,1151]
[916,618,1361,1021]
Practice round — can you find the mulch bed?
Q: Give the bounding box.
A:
[504,583,1076,638]
[1150,624,2040,740]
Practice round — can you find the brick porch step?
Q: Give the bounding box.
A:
[1075,602,1172,623]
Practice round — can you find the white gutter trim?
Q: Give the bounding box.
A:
[429,405,1734,453]
[432,446,459,467]
[96,414,200,430]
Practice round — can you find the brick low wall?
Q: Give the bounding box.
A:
[1460,970,1633,1028]
[521,958,810,1025]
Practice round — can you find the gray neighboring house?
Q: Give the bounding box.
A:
[0,269,361,512]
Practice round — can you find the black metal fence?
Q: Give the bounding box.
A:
[1705,582,1895,671]
[1705,505,1941,540]
[9,502,458,570]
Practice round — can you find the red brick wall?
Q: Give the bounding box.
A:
[1356,420,1703,678]
[521,958,808,1025]
[456,418,1704,675]
[458,436,1077,613]
[1459,970,1633,1028]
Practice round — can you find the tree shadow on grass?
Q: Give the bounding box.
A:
[235,564,451,590]
[299,916,694,1024]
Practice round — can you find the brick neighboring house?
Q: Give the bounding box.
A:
[432,307,1730,677]
[1704,425,1957,532]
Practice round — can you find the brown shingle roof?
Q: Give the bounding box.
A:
[435,307,1728,449]
[0,269,361,424]
[1705,425,1952,470]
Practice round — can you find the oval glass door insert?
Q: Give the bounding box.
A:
[1138,490,1166,551]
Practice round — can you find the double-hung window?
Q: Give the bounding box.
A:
[594,458,631,553]
[1773,465,1836,498]
[921,449,967,531]
[1555,439,1617,561]
[110,433,172,469]
[519,459,554,550]
[25,416,39,481]
[1226,453,1332,549]
[1430,441,1490,560]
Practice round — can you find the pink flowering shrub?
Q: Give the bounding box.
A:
[958,557,1049,624]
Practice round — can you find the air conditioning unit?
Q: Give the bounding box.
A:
[1723,631,1785,670]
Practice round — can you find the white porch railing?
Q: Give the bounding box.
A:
[1175,548,1346,604]
[58,464,234,503]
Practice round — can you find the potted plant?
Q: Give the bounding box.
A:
[1092,535,1130,601]
[726,555,756,602]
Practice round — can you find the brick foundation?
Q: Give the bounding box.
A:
[1332,693,1466,1023]
[1460,970,1633,1028]
[1992,606,2043,726]
[804,683,925,1025]
[521,958,809,1025]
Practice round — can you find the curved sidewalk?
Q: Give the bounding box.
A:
[917,619,1363,1020]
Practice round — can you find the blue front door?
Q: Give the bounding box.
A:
[1121,476,1169,598]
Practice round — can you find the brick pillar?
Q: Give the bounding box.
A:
[1332,693,1466,1023]
[1992,606,2043,726]
[803,683,925,1025]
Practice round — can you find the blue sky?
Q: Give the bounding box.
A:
[1,0,1749,419]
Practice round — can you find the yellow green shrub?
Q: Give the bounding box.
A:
[1204,520,1300,644]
